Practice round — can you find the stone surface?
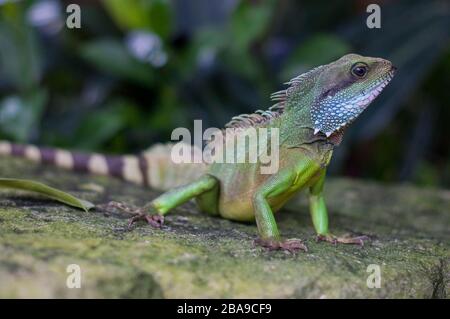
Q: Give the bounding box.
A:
[0,157,449,298]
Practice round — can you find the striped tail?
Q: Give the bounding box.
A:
[0,141,207,191]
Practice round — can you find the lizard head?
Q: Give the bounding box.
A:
[311,53,396,137]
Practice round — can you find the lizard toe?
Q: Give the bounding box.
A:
[254,238,308,253]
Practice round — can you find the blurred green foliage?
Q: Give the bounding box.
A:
[104,0,173,38]
[0,0,449,188]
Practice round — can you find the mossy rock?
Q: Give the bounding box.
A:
[0,157,449,298]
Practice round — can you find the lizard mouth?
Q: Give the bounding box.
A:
[355,70,395,109]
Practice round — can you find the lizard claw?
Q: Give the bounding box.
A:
[316,233,370,246]
[254,238,308,253]
[98,201,164,229]
[128,213,164,229]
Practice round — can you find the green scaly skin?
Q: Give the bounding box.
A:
[139,54,396,252]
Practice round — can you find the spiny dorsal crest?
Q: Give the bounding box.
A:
[224,64,326,130]
[225,104,284,129]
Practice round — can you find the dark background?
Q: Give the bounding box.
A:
[0,0,449,187]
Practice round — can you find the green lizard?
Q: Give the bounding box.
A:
[0,54,396,252]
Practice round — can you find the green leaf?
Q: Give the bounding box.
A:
[73,99,139,150]
[102,0,173,39]
[0,12,42,91]
[0,178,95,212]
[230,1,273,52]
[80,39,155,86]
[0,90,47,142]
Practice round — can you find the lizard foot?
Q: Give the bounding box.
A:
[254,238,308,253]
[98,201,164,229]
[316,233,370,246]
[128,212,164,229]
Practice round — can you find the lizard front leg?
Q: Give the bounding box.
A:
[309,170,369,246]
[253,189,307,253]
[252,163,319,253]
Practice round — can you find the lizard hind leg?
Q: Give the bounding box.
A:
[107,174,220,228]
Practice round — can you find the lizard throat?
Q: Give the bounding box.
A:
[311,70,394,137]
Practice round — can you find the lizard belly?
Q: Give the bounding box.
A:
[208,162,262,221]
[219,197,255,221]
[215,165,324,221]
[217,187,303,222]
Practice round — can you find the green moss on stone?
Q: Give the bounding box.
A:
[0,158,449,298]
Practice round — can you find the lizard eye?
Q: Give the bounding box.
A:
[351,63,368,78]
